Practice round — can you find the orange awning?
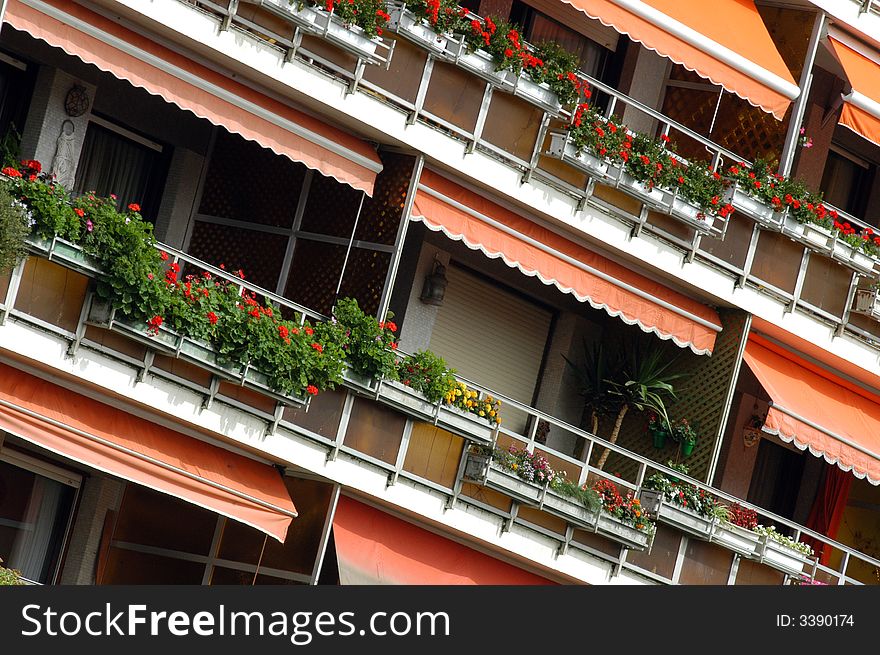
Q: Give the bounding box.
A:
[0,363,298,541]
[743,337,880,485]
[412,170,722,355]
[560,0,798,119]
[3,0,382,194]
[827,35,880,147]
[333,496,554,584]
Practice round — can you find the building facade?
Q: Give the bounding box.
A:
[1,0,880,585]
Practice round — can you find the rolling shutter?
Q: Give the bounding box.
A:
[429,265,552,432]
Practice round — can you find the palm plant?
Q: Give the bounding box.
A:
[563,340,622,436]
[594,335,686,470]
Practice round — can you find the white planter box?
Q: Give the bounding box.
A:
[760,538,813,576]
[257,0,323,27]
[437,404,496,444]
[540,490,599,530]
[342,367,379,395]
[668,195,716,233]
[801,223,834,251]
[446,41,516,88]
[546,132,609,179]
[378,379,438,421]
[722,184,781,228]
[312,9,380,58]
[178,336,239,376]
[853,250,878,273]
[656,500,714,538]
[710,522,762,557]
[513,74,561,114]
[617,171,669,210]
[484,464,546,504]
[595,513,652,551]
[387,5,449,53]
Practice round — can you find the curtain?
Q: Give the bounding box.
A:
[8,476,68,583]
[527,13,604,78]
[804,465,853,566]
[74,123,156,212]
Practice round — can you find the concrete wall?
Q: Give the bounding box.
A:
[618,45,670,135]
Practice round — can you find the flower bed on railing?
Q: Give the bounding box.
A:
[0,162,500,430]
[462,444,654,549]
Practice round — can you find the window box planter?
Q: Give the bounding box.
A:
[242,365,309,407]
[437,404,497,444]
[758,536,813,576]
[445,39,517,88]
[832,240,878,276]
[639,490,714,538]
[512,74,562,115]
[252,0,323,28]
[800,222,835,252]
[178,337,243,379]
[26,235,101,276]
[852,287,880,318]
[595,513,652,551]
[386,3,449,54]
[377,378,439,421]
[545,132,609,179]
[665,194,716,234]
[87,299,182,354]
[615,170,669,211]
[539,489,599,531]
[311,8,381,59]
[342,367,380,395]
[722,184,782,229]
[461,451,545,504]
[709,521,762,558]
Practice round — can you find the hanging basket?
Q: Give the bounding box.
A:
[680,441,696,458]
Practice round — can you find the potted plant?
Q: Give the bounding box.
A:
[672,418,698,458]
[646,412,670,449]
[0,176,30,274]
[334,298,399,393]
[436,379,501,443]
[383,349,455,419]
[387,0,464,53]
[709,502,762,557]
[591,478,654,550]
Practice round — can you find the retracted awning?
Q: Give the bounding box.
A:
[333,496,553,584]
[3,0,382,194]
[827,33,880,148]
[743,337,880,485]
[0,363,298,541]
[560,0,798,119]
[411,170,722,355]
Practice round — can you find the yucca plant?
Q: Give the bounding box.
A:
[594,335,686,470]
[563,339,622,437]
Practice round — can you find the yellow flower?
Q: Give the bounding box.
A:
[479,411,485,416]
[454,388,461,396]
[489,410,495,417]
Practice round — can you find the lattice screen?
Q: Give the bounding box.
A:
[591,308,750,483]
[187,221,289,292]
[355,152,413,246]
[284,239,347,316]
[198,130,304,227]
[338,249,392,317]
[298,173,362,237]
[663,67,789,165]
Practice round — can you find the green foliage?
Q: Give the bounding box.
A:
[563,339,622,429]
[397,350,457,404]
[309,0,391,38]
[403,0,466,35]
[0,125,21,169]
[643,462,719,519]
[0,182,30,274]
[609,335,684,427]
[754,525,814,557]
[333,298,400,380]
[0,558,23,585]
[592,478,654,533]
[550,477,601,511]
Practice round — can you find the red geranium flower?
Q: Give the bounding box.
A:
[128,203,141,212]
[306,385,319,396]
[207,311,218,325]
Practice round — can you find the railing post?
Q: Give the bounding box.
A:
[778,11,826,177]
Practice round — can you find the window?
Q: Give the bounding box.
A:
[0,51,35,162]
[74,116,169,222]
[0,445,80,584]
[820,146,874,221]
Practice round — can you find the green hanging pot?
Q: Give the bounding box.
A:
[680,441,696,457]
[649,426,667,449]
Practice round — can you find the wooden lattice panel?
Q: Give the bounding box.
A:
[596,309,750,483]
[298,173,362,238]
[187,220,289,292]
[199,131,304,228]
[283,239,347,316]
[663,67,789,165]
[355,151,414,246]
[337,248,391,317]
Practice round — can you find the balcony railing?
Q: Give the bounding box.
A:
[4,240,879,585]
[158,0,880,353]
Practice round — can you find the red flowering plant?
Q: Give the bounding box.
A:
[3,159,79,242]
[624,131,675,192]
[725,502,758,530]
[333,297,399,381]
[397,349,458,403]
[674,157,731,218]
[528,41,585,106]
[566,103,628,162]
[402,0,467,35]
[317,0,390,38]
[591,478,654,533]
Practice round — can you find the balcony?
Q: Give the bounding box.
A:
[70,0,880,380]
[3,237,878,585]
